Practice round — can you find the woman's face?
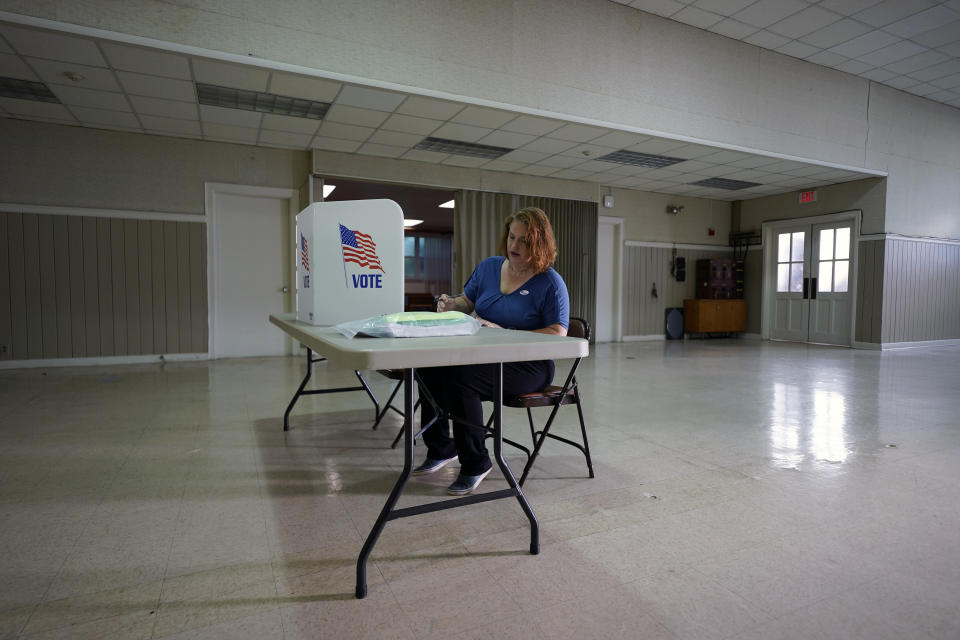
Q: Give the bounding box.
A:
[506,221,532,270]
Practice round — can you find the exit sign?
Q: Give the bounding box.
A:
[799,190,818,204]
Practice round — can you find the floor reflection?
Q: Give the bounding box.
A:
[771,381,849,468]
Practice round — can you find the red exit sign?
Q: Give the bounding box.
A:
[799,190,818,204]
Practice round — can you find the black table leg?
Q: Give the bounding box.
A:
[283,348,316,431]
[356,367,415,598]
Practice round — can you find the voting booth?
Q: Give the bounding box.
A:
[296,200,404,325]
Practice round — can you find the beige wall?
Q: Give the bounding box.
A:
[1,119,308,213]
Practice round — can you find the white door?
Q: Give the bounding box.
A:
[769,220,853,346]
[208,185,296,358]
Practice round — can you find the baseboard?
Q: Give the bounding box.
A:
[622,334,666,342]
[0,353,208,370]
[878,338,960,350]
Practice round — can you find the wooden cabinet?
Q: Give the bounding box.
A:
[683,299,746,334]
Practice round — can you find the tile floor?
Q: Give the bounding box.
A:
[1,338,959,640]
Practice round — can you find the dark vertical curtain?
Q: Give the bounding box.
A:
[453,190,598,336]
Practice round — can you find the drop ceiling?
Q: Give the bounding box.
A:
[0,14,915,202]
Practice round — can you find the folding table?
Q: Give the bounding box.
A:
[269,313,589,598]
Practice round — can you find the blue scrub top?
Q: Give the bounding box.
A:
[464,257,569,331]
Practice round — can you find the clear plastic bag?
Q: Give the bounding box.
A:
[334,311,481,338]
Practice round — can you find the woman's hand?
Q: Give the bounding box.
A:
[477,317,501,328]
[436,294,475,315]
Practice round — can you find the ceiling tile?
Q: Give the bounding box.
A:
[667,143,723,159]
[550,123,610,142]
[910,58,960,81]
[909,20,960,48]
[139,115,202,136]
[480,159,528,173]
[860,67,897,82]
[854,0,938,28]
[734,0,809,29]
[203,122,258,143]
[380,113,442,135]
[100,42,190,79]
[477,129,537,148]
[498,149,551,164]
[117,71,196,101]
[49,85,130,111]
[520,137,579,154]
[536,155,586,169]
[499,114,565,136]
[311,136,363,153]
[882,74,923,89]
[768,6,841,39]
[0,24,105,67]
[260,113,321,134]
[514,164,559,177]
[325,104,389,127]
[451,105,515,128]
[589,131,648,148]
[441,155,490,168]
[799,19,874,49]
[576,160,623,173]
[697,149,752,163]
[395,95,463,120]
[192,59,268,91]
[758,159,809,173]
[627,137,686,154]
[70,106,140,128]
[316,121,374,142]
[0,35,11,54]
[829,29,900,57]
[550,168,594,180]
[743,29,792,49]
[707,19,759,40]
[258,129,312,148]
[856,40,927,66]
[430,122,492,142]
[28,59,120,91]
[336,85,405,112]
[904,82,940,96]
[366,129,423,147]
[399,148,450,163]
[672,6,723,29]
[777,41,820,58]
[559,142,618,158]
[930,72,960,89]
[937,41,960,57]
[669,159,716,173]
[692,0,756,16]
[884,49,949,74]
[805,50,850,66]
[268,73,341,102]
[883,6,960,38]
[833,59,874,74]
[199,104,262,128]
[130,96,198,123]
[0,52,38,80]
[0,97,74,119]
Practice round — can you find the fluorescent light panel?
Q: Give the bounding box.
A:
[597,149,686,168]
[0,76,60,102]
[403,219,423,226]
[196,83,330,119]
[322,184,336,197]
[439,199,454,208]
[691,177,762,190]
[414,137,512,159]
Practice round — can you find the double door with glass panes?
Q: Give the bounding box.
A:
[771,222,852,346]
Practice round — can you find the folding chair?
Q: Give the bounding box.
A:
[492,317,594,486]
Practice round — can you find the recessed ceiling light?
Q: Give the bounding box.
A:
[403,219,423,227]
[439,199,454,209]
[323,184,336,198]
[596,149,686,168]
[414,137,512,159]
[0,76,60,103]
[691,177,761,190]
[196,83,330,119]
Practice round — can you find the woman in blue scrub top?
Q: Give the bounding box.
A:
[413,207,570,496]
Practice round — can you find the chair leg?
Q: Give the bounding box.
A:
[573,388,594,478]
[372,378,404,431]
[519,389,594,484]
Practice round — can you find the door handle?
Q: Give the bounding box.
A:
[280,286,290,293]
[810,278,817,300]
[802,277,809,299]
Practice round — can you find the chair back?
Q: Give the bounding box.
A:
[568,317,590,341]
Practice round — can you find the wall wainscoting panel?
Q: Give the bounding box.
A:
[0,211,207,361]
[882,237,960,344]
[623,244,736,337]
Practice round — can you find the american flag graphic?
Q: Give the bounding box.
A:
[339,223,384,272]
[300,234,309,271]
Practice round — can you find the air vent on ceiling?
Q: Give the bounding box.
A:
[0,77,60,103]
[596,149,685,168]
[413,137,512,159]
[691,177,762,190]
[196,83,330,119]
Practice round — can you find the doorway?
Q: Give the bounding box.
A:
[596,216,623,342]
[763,212,859,346]
[206,183,298,358]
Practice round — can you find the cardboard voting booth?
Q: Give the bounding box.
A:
[296,200,404,325]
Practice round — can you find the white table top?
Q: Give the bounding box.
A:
[270,313,588,371]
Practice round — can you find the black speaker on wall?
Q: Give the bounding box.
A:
[665,307,684,340]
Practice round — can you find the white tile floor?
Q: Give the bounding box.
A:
[1,338,959,640]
